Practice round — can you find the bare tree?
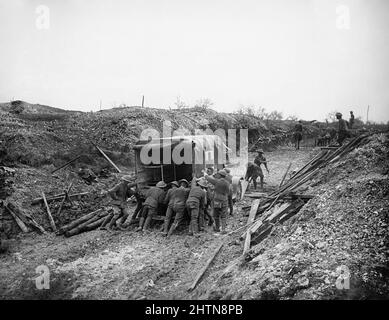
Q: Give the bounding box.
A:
[194,98,214,110]
[174,96,189,109]
[266,110,283,120]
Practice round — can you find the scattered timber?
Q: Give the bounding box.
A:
[42,192,57,232]
[32,192,89,205]
[4,204,29,233]
[93,143,121,173]
[188,242,224,292]
[51,155,82,174]
[57,208,103,235]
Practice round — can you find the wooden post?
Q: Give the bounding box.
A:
[247,199,260,225]
[188,242,224,292]
[42,192,57,232]
[279,162,292,188]
[51,155,82,174]
[160,165,164,181]
[5,205,29,233]
[141,95,144,108]
[93,144,121,173]
[57,181,73,216]
[243,231,252,255]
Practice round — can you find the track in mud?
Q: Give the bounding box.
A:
[0,148,315,300]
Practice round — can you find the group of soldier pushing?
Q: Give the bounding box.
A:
[101,167,234,237]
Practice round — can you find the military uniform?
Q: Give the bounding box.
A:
[138,184,166,231]
[186,178,207,235]
[205,171,232,233]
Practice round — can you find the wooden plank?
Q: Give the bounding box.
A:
[4,205,29,233]
[93,143,121,173]
[279,162,292,188]
[51,155,82,174]
[243,231,252,255]
[42,192,57,232]
[57,181,73,216]
[31,192,89,205]
[187,242,224,292]
[240,180,249,200]
[247,199,260,226]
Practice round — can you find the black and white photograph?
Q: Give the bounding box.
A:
[0,0,388,306]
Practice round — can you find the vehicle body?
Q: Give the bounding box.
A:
[133,135,247,201]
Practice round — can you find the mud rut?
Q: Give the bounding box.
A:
[0,148,315,300]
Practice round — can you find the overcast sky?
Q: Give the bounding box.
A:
[1,0,388,122]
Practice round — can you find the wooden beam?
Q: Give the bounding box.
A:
[32,192,89,205]
[187,242,223,292]
[57,181,73,216]
[5,205,29,233]
[279,162,292,188]
[243,231,252,255]
[51,155,82,174]
[42,192,57,232]
[93,143,121,173]
[247,199,260,226]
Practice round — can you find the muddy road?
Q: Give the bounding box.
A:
[0,148,315,300]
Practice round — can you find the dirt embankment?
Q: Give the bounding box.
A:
[0,101,321,170]
[195,133,389,300]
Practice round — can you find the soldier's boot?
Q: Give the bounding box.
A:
[198,214,205,232]
[167,222,177,238]
[162,218,170,236]
[143,215,153,231]
[220,217,227,234]
[188,222,193,236]
[135,217,145,232]
[213,218,220,232]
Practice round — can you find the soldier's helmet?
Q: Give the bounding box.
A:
[257,149,264,154]
[197,178,208,188]
[217,169,227,177]
[336,112,342,117]
[224,168,231,174]
[170,181,179,187]
[178,179,189,187]
[156,181,167,188]
[121,175,133,182]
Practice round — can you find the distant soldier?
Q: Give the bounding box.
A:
[293,120,303,150]
[136,181,167,232]
[245,162,261,190]
[253,150,270,190]
[336,112,350,145]
[101,175,137,231]
[349,111,355,129]
[205,170,233,234]
[166,179,190,237]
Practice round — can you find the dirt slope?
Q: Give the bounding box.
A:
[197,133,389,300]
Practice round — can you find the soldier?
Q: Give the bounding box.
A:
[118,184,145,231]
[349,111,355,129]
[166,179,190,237]
[136,181,167,232]
[204,170,233,234]
[245,162,261,190]
[254,150,270,190]
[336,112,350,145]
[293,120,303,150]
[161,181,179,236]
[186,176,207,236]
[100,175,137,231]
